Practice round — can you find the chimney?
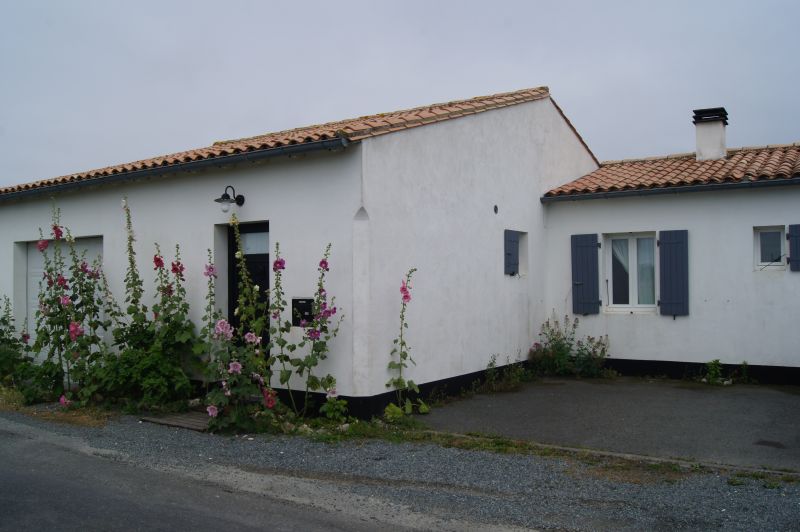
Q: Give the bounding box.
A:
[693,107,728,161]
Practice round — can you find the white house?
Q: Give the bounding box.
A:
[0,88,797,408]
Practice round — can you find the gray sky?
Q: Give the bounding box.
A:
[1,0,797,188]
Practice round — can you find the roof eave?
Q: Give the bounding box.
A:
[0,137,350,203]
[540,176,800,203]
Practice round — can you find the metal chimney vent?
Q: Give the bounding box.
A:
[692,107,728,125]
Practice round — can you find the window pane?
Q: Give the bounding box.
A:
[759,232,781,263]
[241,232,269,255]
[611,239,629,304]
[637,237,655,304]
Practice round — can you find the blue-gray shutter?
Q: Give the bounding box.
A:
[571,234,600,315]
[788,225,800,272]
[504,230,520,275]
[658,230,689,316]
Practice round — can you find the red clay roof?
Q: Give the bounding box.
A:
[545,143,800,198]
[1,86,552,197]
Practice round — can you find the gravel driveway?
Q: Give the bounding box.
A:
[1,410,798,531]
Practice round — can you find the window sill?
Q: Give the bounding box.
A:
[603,306,657,315]
[754,264,786,272]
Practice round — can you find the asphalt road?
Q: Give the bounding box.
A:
[0,429,383,532]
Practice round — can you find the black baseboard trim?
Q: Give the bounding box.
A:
[605,358,800,385]
[266,367,492,420]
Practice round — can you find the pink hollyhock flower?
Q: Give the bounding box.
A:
[228,361,243,374]
[59,295,71,306]
[326,387,337,399]
[319,259,329,271]
[37,239,49,252]
[271,311,280,320]
[299,319,307,328]
[52,225,63,240]
[171,261,185,279]
[68,321,84,342]
[251,373,265,386]
[59,395,72,407]
[214,319,234,341]
[203,263,218,278]
[80,261,90,274]
[206,405,219,418]
[401,280,411,304]
[244,331,261,345]
[153,254,164,269]
[262,388,277,409]
[307,329,321,340]
[272,257,285,272]
[21,333,30,344]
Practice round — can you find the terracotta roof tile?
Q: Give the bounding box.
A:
[544,143,800,198]
[2,86,551,197]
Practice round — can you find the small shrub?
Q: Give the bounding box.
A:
[702,359,724,385]
[528,313,609,378]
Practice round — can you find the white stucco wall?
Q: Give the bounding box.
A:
[356,97,598,396]
[0,147,363,393]
[542,187,800,367]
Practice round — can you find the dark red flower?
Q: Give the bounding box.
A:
[56,275,68,289]
[52,225,63,240]
[171,261,185,279]
[161,283,174,297]
[153,255,164,269]
[37,240,49,252]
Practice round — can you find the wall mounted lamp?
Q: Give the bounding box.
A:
[214,185,245,213]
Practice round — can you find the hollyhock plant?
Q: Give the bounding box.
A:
[272,257,285,272]
[153,254,164,269]
[319,259,329,271]
[386,268,426,417]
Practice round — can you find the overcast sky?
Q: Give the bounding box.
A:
[1,0,797,188]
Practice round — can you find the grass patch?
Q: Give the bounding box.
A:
[0,386,115,427]
[0,386,24,410]
[24,406,115,428]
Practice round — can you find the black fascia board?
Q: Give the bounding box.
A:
[540,175,800,204]
[0,137,350,203]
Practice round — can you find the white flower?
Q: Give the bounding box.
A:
[254,284,260,292]
[234,307,239,316]
[235,251,242,259]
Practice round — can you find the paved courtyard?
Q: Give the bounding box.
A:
[425,377,800,471]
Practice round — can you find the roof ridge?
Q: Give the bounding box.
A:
[600,141,800,166]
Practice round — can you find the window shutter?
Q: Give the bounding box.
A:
[789,225,800,272]
[504,230,520,275]
[658,230,689,316]
[571,234,600,315]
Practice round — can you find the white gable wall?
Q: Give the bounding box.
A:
[356,97,598,396]
[542,187,800,367]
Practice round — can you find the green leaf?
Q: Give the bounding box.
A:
[279,369,291,384]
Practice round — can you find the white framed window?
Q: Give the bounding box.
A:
[754,226,785,270]
[604,233,657,308]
